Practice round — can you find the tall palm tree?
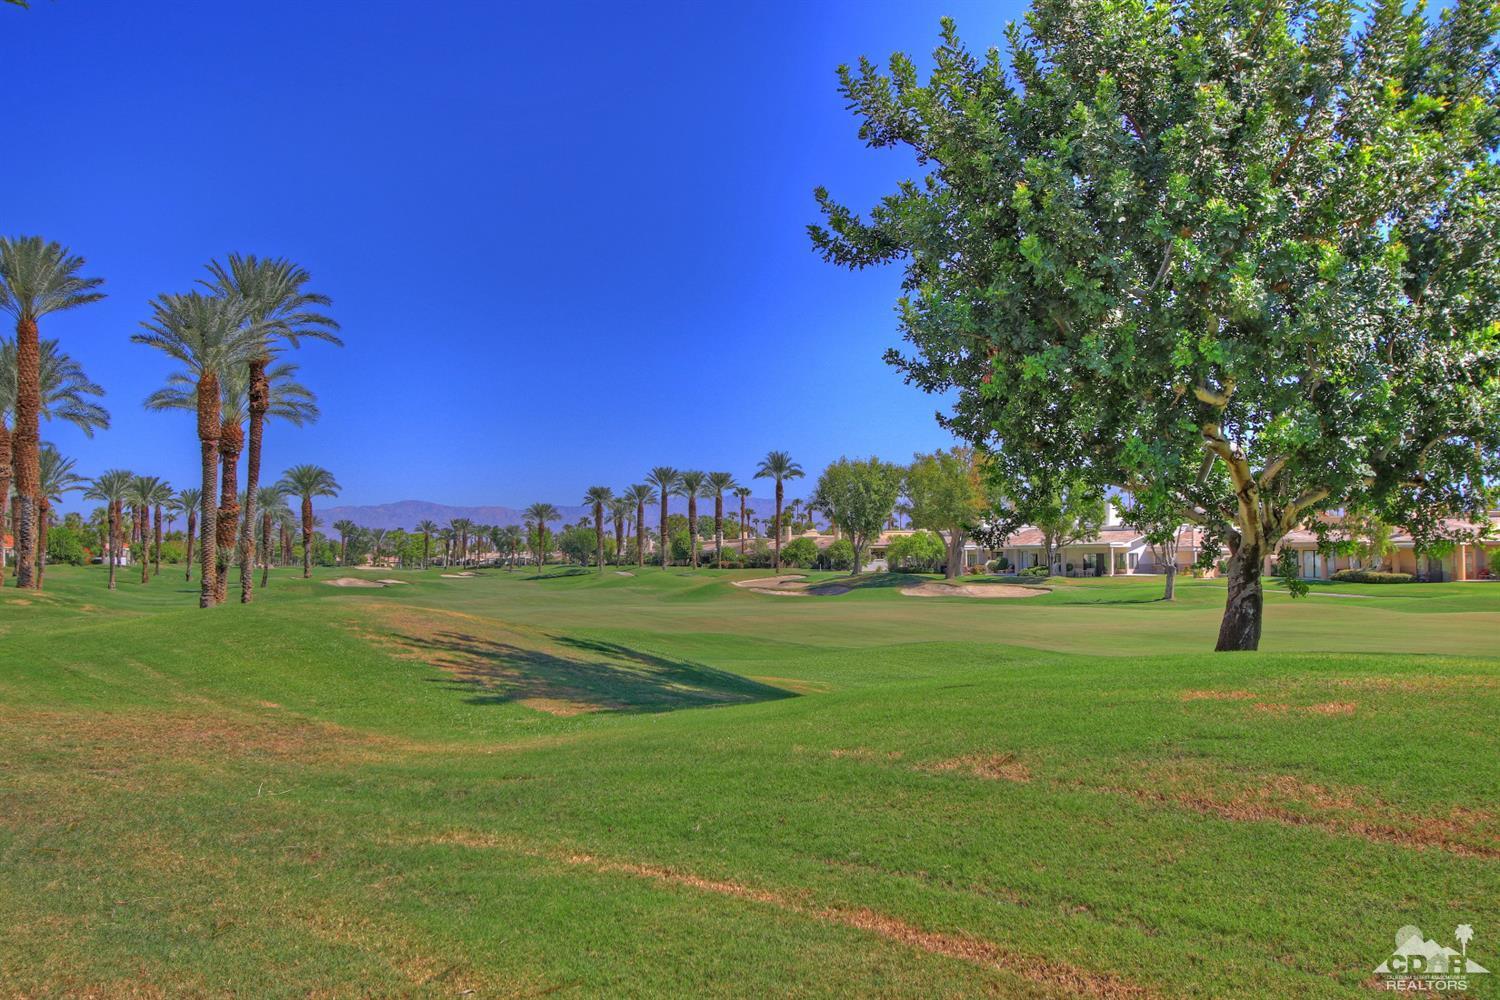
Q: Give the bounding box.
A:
[35,444,85,590]
[416,519,438,569]
[645,467,679,569]
[276,464,340,579]
[732,486,753,556]
[0,237,106,589]
[205,255,340,606]
[369,527,387,567]
[608,495,631,565]
[675,471,707,569]
[256,485,289,587]
[126,475,163,584]
[754,451,804,574]
[0,338,110,585]
[706,472,737,568]
[147,478,174,578]
[583,486,613,571]
[523,503,559,567]
[176,487,202,581]
[133,292,260,607]
[621,484,656,568]
[332,518,357,565]
[498,524,522,570]
[84,469,133,591]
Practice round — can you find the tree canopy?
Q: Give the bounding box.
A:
[813,0,1500,648]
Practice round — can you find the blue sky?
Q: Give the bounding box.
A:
[7,0,1018,509]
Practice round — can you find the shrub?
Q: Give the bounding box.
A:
[824,539,855,571]
[885,530,945,573]
[780,536,819,568]
[45,525,87,566]
[1018,565,1050,578]
[1488,548,1500,577]
[1329,568,1414,584]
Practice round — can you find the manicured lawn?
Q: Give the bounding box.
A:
[2,565,1497,997]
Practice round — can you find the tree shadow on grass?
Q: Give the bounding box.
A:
[523,568,591,581]
[829,572,928,590]
[391,629,795,714]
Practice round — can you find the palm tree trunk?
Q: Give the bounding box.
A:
[614,515,624,566]
[214,422,242,604]
[773,480,783,573]
[301,497,313,578]
[238,356,268,604]
[12,316,41,589]
[153,505,163,576]
[107,502,117,590]
[35,498,49,590]
[739,495,747,555]
[261,511,272,588]
[688,496,698,569]
[659,495,670,569]
[139,506,149,585]
[0,423,10,588]
[637,501,646,567]
[185,508,196,581]
[715,495,724,568]
[197,373,221,608]
[594,505,605,572]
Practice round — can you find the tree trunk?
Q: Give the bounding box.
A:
[688,496,698,569]
[106,503,117,590]
[301,497,313,578]
[715,495,724,568]
[946,529,964,580]
[0,423,10,588]
[1163,562,1177,601]
[153,504,163,576]
[659,495,669,569]
[773,480,783,573]
[614,515,624,566]
[1215,535,1265,651]
[197,373,220,608]
[261,511,272,588]
[185,509,196,581]
[12,316,41,588]
[594,504,605,572]
[215,422,242,604]
[238,355,268,603]
[739,495,747,555]
[35,499,49,590]
[139,505,150,584]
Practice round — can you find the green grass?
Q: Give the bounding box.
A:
[2,564,1497,998]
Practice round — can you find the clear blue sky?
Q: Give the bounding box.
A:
[8,0,1018,509]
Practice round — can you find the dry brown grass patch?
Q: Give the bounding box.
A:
[925,752,1032,784]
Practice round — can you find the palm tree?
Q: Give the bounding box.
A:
[176,487,202,581]
[0,237,106,589]
[498,524,522,570]
[276,464,340,579]
[732,486,753,556]
[705,472,737,568]
[35,444,85,590]
[85,469,133,591]
[133,292,260,607]
[523,503,559,567]
[205,255,340,605]
[584,486,613,571]
[147,478,174,578]
[369,527,387,567]
[622,484,656,568]
[332,518,357,565]
[646,467,679,569]
[0,338,110,586]
[126,475,164,585]
[416,519,438,569]
[608,495,631,565]
[256,485,289,587]
[674,471,708,569]
[754,451,804,574]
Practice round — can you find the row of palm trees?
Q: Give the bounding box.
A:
[539,451,806,573]
[1,238,340,605]
[331,518,528,570]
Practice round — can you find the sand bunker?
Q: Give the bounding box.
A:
[377,579,409,586]
[441,572,477,579]
[615,571,635,577]
[901,582,1045,599]
[325,577,387,588]
[732,575,849,597]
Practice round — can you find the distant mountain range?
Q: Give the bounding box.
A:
[315,495,808,531]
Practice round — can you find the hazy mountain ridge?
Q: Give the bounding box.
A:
[316,495,799,531]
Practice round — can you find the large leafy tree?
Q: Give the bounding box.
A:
[134,292,260,607]
[903,447,987,579]
[753,451,804,573]
[205,255,340,605]
[0,237,105,589]
[812,457,904,575]
[813,2,1500,649]
[276,464,339,579]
